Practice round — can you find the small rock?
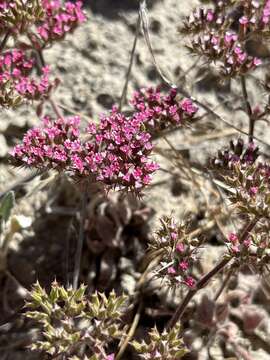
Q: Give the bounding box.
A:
[121,273,136,295]
[150,19,162,34]
[96,93,115,109]
[0,134,8,158]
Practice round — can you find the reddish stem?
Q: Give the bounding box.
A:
[167,217,258,329]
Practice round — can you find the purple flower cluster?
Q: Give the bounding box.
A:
[212,138,259,170]
[212,139,270,219]
[192,32,261,77]
[131,87,198,131]
[0,49,54,107]
[11,106,159,193]
[37,0,86,45]
[0,0,86,43]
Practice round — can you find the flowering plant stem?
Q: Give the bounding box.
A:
[119,12,140,111]
[167,217,258,329]
[240,76,254,142]
[73,184,88,289]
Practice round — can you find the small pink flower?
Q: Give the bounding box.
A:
[184,276,196,288]
[106,355,115,360]
[249,186,258,196]
[176,243,185,253]
[253,57,262,66]
[168,266,176,275]
[206,10,214,22]
[179,261,189,271]
[231,245,240,253]
[229,233,238,243]
[239,16,249,25]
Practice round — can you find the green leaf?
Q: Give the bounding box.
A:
[0,191,15,230]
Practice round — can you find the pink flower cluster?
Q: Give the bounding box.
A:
[192,31,261,77]
[262,0,270,24]
[167,239,197,289]
[0,49,54,107]
[11,107,159,193]
[227,232,251,255]
[11,115,81,171]
[131,87,198,130]
[236,0,270,28]
[227,230,270,272]
[85,107,159,191]
[181,7,222,34]
[154,216,198,289]
[183,0,270,34]
[0,0,86,45]
[36,0,86,44]
[0,0,44,34]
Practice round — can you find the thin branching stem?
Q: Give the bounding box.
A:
[115,301,143,360]
[36,48,64,118]
[167,257,231,329]
[119,13,140,111]
[0,172,44,200]
[214,266,235,302]
[167,217,258,329]
[241,76,254,142]
[73,185,88,289]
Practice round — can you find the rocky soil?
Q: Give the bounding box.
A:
[1,0,270,359]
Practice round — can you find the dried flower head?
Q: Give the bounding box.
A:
[26,281,127,358]
[180,0,267,77]
[210,139,270,218]
[211,138,259,172]
[131,323,188,359]
[226,225,270,273]
[0,0,44,35]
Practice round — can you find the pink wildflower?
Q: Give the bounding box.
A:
[179,261,189,271]
[239,16,249,25]
[229,233,238,244]
[11,103,159,193]
[184,276,196,288]
[176,243,185,253]
[37,0,86,44]
[168,266,176,275]
[131,87,198,130]
[0,49,55,107]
